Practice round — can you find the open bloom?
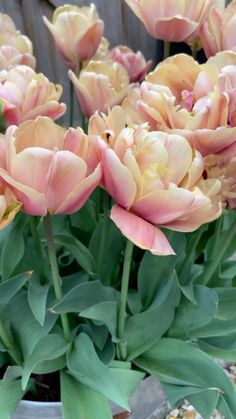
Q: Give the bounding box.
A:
[69,60,130,117]
[124,0,220,42]
[200,1,236,57]
[0,65,66,125]
[0,186,21,229]
[111,46,152,82]
[88,115,222,255]
[43,4,104,71]
[0,117,102,216]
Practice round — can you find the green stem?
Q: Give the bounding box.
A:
[29,217,46,285]
[97,192,110,272]
[69,79,74,127]
[191,43,197,60]
[211,217,223,260]
[163,41,171,60]
[0,321,21,364]
[44,214,70,341]
[117,240,134,360]
[200,218,236,286]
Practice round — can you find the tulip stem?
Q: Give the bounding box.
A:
[179,226,204,278]
[69,80,74,127]
[200,217,236,286]
[29,217,46,285]
[0,321,21,364]
[44,214,70,341]
[117,240,134,360]
[163,41,171,60]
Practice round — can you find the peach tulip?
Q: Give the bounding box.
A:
[43,4,104,71]
[0,65,66,126]
[88,118,222,255]
[124,0,220,42]
[133,52,236,159]
[111,46,152,82]
[0,117,102,216]
[200,0,236,57]
[0,186,21,229]
[69,60,130,118]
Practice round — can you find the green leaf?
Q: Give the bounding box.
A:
[0,379,25,419]
[125,277,180,360]
[52,280,119,314]
[61,371,112,419]
[70,200,97,234]
[138,231,185,308]
[67,333,130,411]
[109,367,145,400]
[89,216,123,285]
[0,273,28,305]
[54,234,96,276]
[134,338,236,419]
[199,334,236,361]
[80,301,117,338]
[22,334,70,390]
[1,214,28,281]
[214,288,236,320]
[10,292,57,359]
[169,285,218,338]
[28,275,50,326]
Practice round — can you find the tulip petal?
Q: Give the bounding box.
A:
[46,150,87,211]
[76,20,104,61]
[132,184,195,224]
[153,16,198,42]
[111,204,175,255]
[102,149,137,208]
[0,168,47,215]
[55,163,102,214]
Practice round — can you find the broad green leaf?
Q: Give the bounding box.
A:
[61,371,112,419]
[52,280,119,314]
[214,288,236,320]
[67,333,130,411]
[109,367,145,400]
[138,231,185,308]
[80,301,117,338]
[134,338,236,418]
[169,285,218,338]
[89,216,123,285]
[125,278,180,360]
[70,199,97,234]
[199,334,236,361]
[1,214,28,281]
[33,356,66,374]
[28,275,50,326]
[0,379,25,419]
[10,292,57,359]
[0,273,28,305]
[22,334,70,390]
[54,234,96,276]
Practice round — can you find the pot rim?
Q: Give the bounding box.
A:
[20,400,61,408]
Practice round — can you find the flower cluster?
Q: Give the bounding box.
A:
[0,1,236,256]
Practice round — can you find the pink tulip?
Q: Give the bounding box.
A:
[88,118,222,255]
[0,117,102,216]
[111,46,152,82]
[43,4,104,71]
[0,186,21,229]
[69,60,130,118]
[124,0,219,42]
[200,1,236,57]
[0,65,66,126]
